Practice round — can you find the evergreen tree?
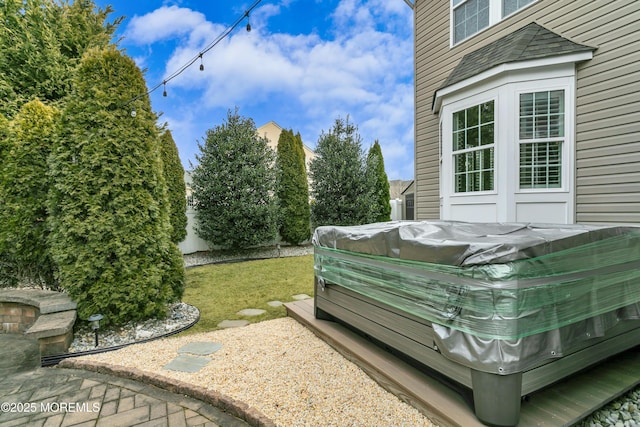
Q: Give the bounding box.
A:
[0,100,58,287]
[47,47,184,325]
[192,109,277,251]
[367,140,392,222]
[159,128,188,243]
[276,129,310,244]
[0,0,120,118]
[309,117,378,227]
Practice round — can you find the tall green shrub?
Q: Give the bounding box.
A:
[191,109,277,251]
[0,100,58,287]
[47,47,184,325]
[276,129,310,244]
[0,0,120,118]
[309,117,379,227]
[159,129,187,243]
[367,140,391,222]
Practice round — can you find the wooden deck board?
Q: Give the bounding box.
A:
[285,299,640,427]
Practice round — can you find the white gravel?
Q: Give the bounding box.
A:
[76,317,438,427]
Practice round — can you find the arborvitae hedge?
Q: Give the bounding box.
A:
[367,140,391,222]
[192,109,277,251]
[0,0,120,118]
[0,100,58,287]
[47,47,184,325]
[159,129,187,244]
[276,129,310,244]
[309,117,379,227]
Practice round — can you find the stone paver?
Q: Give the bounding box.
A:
[266,301,283,307]
[163,355,211,373]
[0,368,251,427]
[177,342,222,356]
[291,294,312,301]
[236,309,266,317]
[216,320,249,329]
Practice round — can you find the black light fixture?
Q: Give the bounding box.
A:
[199,54,204,71]
[87,314,103,347]
[246,12,251,32]
[163,81,167,97]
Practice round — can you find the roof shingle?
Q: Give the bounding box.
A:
[439,22,595,90]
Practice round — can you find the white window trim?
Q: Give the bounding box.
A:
[450,0,539,47]
[514,85,569,193]
[438,62,578,223]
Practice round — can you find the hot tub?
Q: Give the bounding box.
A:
[312,221,640,426]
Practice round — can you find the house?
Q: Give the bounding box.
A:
[413,0,640,225]
[257,121,316,191]
[179,121,315,254]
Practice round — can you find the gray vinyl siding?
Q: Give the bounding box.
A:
[414,0,640,224]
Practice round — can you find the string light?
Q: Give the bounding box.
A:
[124,0,263,109]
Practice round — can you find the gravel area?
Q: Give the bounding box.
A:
[69,302,200,353]
[75,317,438,427]
[183,244,314,268]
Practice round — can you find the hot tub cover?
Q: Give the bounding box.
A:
[313,221,640,373]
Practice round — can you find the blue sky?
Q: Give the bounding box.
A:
[94,0,415,180]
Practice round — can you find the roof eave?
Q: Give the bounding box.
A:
[432,50,593,113]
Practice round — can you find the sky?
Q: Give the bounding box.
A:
[93,0,415,180]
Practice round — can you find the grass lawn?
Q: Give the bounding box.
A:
[182,254,314,334]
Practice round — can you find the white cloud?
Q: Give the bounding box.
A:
[125,6,209,44]
[124,0,415,179]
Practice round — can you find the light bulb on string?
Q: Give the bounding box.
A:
[246,13,251,32]
[163,81,167,97]
[199,54,204,71]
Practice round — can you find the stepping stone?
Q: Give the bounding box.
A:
[292,294,312,301]
[267,300,283,307]
[177,342,222,356]
[163,355,211,373]
[217,319,250,328]
[236,308,266,316]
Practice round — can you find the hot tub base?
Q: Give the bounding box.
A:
[315,279,640,426]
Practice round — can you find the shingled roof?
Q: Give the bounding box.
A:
[438,22,595,91]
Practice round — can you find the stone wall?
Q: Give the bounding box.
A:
[0,301,40,334]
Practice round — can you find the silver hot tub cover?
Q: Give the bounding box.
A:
[313,221,640,373]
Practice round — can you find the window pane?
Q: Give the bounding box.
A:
[453,111,465,131]
[467,127,479,148]
[534,92,549,116]
[467,105,479,127]
[453,0,490,43]
[519,117,533,139]
[520,142,562,189]
[454,131,465,151]
[520,90,565,140]
[480,101,494,123]
[535,115,549,138]
[480,123,494,146]
[453,101,494,193]
[503,0,535,17]
[520,93,533,116]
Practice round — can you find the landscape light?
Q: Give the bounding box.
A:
[87,314,103,347]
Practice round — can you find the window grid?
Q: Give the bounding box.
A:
[453,0,538,44]
[519,141,562,189]
[502,0,535,17]
[453,0,490,44]
[453,101,495,193]
[519,90,564,189]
